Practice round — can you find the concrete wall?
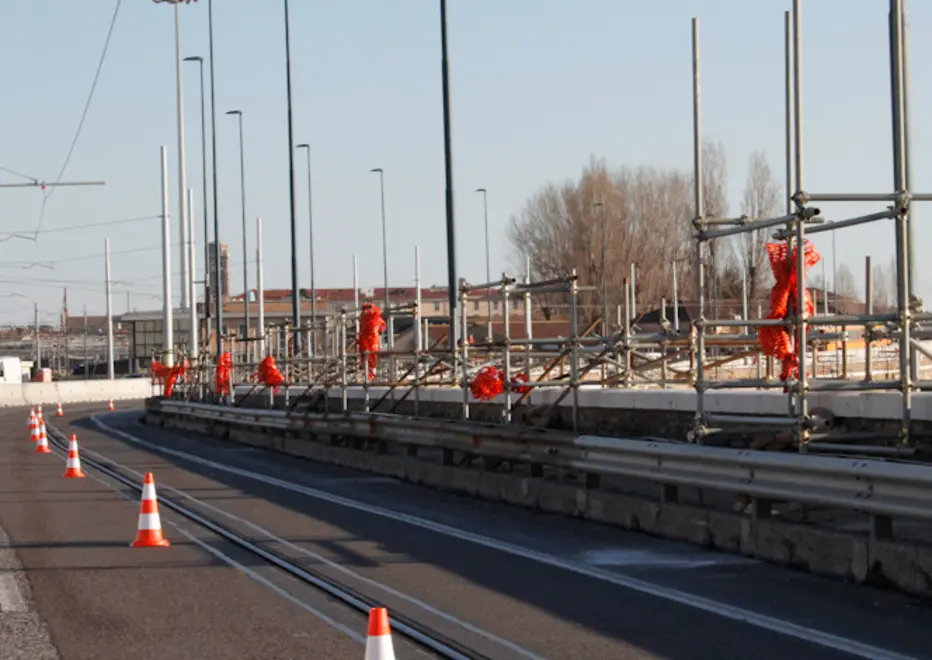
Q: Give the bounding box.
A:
[0,379,155,408]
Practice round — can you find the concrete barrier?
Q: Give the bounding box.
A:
[0,379,155,408]
[146,400,932,599]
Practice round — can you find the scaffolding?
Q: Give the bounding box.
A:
[148,0,930,457]
[690,0,928,455]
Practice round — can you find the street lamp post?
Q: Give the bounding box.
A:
[283,0,301,352]
[297,144,316,363]
[183,54,211,347]
[226,110,250,362]
[475,188,492,340]
[439,0,458,350]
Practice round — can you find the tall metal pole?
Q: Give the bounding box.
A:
[594,202,608,334]
[105,238,115,379]
[691,17,705,434]
[283,0,301,352]
[439,0,458,350]
[173,3,189,310]
[298,144,316,361]
[352,254,360,337]
[208,0,223,358]
[784,11,794,216]
[476,188,492,339]
[187,187,199,358]
[34,302,40,379]
[257,217,265,359]
[83,305,88,380]
[226,110,249,361]
[161,146,175,367]
[370,169,390,313]
[184,55,211,345]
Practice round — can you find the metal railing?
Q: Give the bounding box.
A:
[154,399,932,530]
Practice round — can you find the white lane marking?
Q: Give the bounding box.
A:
[51,445,365,645]
[579,548,757,570]
[0,571,27,613]
[69,440,545,660]
[0,524,28,614]
[90,415,919,660]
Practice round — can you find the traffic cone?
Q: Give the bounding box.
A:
[36,405,43,422]
[35,421,51,454]
[29,415,40,443]
[63,434,86,478]
[56,401,63,417]
[130,473,170,548]
[364,608,396,660]
[108,399,115,411]
[27,408,35,427]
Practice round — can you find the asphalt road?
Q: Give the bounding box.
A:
[1,401,930,660]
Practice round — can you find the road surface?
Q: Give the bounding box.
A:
[0,402,929,659]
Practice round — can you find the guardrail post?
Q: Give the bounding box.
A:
[752,498,772,520]
[584,472,600,489]
[871,514,893,541]
[661,484,678,504]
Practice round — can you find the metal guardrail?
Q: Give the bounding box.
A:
[155,400,932,524]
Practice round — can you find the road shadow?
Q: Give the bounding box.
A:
[59,414,834,660]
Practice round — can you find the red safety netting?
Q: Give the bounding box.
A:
[256,355,286,388]
[470,367,532,400]
[358,303,386,381]
[215,351,233,395]
[150,359,187,397]
[758,240,821,381]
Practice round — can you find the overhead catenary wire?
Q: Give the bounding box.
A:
[34,0,123,235]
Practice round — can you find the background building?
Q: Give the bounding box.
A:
[207,242,230,300]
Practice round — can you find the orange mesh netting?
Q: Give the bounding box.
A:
[471,366,505,400]
[215,351,233,395]
[358,303,386,381]
[150,360,187,397]
[511,372,531,394]
[255,355,286,388]
[470,367,532,400]
[758,240,821,381]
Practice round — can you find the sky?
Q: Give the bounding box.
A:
[2,0,931,326]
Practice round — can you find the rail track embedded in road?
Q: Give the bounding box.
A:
[45,424,494,660]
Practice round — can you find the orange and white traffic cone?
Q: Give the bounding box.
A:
[56,401,64,417]
[35,421,51,454]
[27,408,35,427]
[130,473,170,548]
[36,405,43,422]
[63,434,86,478]
[107,399,115,411]
[364,608,396,660]
[28,415,40,443]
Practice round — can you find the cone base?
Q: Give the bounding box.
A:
[35,446,51,454]
[129,532,171,548]
[63,470,86,478]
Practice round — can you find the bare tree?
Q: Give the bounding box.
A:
[872,262,893,311]
[508,156,694,325]
[698,141,729,311]
[736,151,781,304]
[835,263,857,312]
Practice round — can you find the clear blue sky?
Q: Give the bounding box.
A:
[2,0,931,325]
